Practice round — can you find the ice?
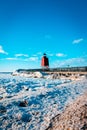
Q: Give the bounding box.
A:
[0,73,87,130]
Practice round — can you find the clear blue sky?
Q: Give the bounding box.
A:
[0,0,87,72]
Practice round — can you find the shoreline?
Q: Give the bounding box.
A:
[12,70,87,80]
[46,92,87,130]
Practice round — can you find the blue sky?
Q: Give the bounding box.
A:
[0,0,87,72]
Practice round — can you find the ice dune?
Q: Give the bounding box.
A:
[0,73,87,130]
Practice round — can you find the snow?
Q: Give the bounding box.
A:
[0,73,87,130]
[12,71,47,78]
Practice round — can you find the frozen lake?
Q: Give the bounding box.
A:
[0,73,87,130]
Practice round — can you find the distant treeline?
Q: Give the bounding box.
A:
[17,66,87,73]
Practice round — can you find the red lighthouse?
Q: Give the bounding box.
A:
[41,53,49,68]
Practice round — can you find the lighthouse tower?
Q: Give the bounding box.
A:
[41,53,49,69]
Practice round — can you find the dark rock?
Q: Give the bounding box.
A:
[84,104,87,107]
[0,97,3,100]
[6,95,13,98]
[81,123,87,130]
[0,105,7,113]
[19,100,28,107]
[26,88,29,91]
[32,111,39,116]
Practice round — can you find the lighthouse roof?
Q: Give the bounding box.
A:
[43,53,46,56]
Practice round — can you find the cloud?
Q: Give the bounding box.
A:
[5,55,39,62]
[60,58,86,66]
[0,45,8,55]
[72,38,83,44]
[56,53,66,57]
[15,54,29,57]
[52,57,87,67]
[32,54,38,57]
[29,57,38,61]
[6,57,18,60]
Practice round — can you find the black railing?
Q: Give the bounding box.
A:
[16,66,87,73]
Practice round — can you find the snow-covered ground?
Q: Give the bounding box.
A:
[0,73,87,130]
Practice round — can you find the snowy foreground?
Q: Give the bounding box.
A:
[0,72,87,130]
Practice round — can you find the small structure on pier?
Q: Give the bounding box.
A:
[41,53,49,68]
